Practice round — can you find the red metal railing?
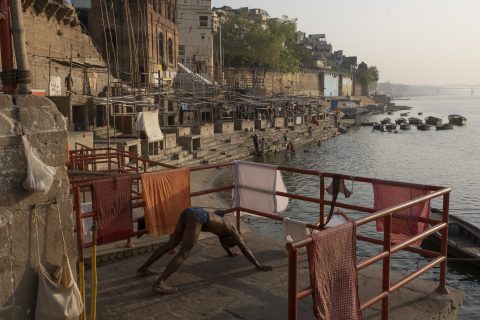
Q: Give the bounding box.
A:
[68,151,450,320]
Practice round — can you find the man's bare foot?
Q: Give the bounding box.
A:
[136,268,159,276]
[152,282,178,294]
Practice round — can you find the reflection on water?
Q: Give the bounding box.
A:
[244,96,480,319]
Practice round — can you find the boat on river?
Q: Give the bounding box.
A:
[399,123,411,130]
[385,123,397,131]
[380,118,391,124]
[400,112,410,116]
[395,118,407,125]
[425,116,443,126]
[448,114,467,126]
[417,123,431,131]
[373,124,385,132]
[361,122,376,126]
[408,117,423,124]
[418,112,423,116]
[424,209,480,268]
[436,123,454,130]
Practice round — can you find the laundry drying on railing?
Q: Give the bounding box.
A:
[232,160,289,215]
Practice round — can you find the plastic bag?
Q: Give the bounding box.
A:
[22,135,56,193]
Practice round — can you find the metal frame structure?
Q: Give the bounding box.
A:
[68,150,450,320]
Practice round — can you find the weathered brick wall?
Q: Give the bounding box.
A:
[21,8,108,97]
[0,95,76,320]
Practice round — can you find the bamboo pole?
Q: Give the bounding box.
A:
[9,0,30,94]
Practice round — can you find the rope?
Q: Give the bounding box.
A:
[33,206,42,268]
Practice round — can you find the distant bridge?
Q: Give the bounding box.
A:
[411,84,480,95]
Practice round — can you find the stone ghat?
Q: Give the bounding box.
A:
[84,231,465,320]
[154,121,338,167]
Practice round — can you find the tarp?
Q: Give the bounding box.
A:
[135,110,164,141]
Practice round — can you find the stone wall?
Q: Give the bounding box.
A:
[0,95,76,320]
[20,7,109,98]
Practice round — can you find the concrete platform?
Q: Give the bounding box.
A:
[85,232,464,320]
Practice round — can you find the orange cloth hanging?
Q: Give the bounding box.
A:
[142,168,191,235]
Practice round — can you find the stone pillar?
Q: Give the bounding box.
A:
[0,95,75,319]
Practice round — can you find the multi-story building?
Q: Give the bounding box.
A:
[212,6,269,29]
[177,0,214,79]
[75,0,179,87]
[307,34,332,57]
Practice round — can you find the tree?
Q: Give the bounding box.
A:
[355,62,379,95]
[217,15,303,73]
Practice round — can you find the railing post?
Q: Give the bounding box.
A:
[436,193,450,294]
[74,186,86,320]
[319,173,324,224]
[287,245,298,320]
[236,208,241,233]
[381,214,392,320]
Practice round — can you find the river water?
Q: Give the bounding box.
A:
[241,95,480,318]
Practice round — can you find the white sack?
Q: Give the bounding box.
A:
[22,135,56,193]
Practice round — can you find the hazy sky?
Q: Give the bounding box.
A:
[212,0,480,85]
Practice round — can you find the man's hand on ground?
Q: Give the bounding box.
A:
[256,265,273,272]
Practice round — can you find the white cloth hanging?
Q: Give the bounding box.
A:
[283,217,309,242]
[80,202,93,242]
[135,110,164,141]
[232,160,288,216]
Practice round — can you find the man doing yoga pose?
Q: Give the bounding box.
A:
[137,207,273,294]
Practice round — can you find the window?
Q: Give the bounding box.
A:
[201,33,205,40]
[199,16,208,27]
[179,45,185,56]
[158,33,164,62]
[168,38,174,64]
[168,100,174,112]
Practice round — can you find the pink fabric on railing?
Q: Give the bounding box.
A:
[92,175,134,245]
[307,222,362,320]
[373,182,431,246]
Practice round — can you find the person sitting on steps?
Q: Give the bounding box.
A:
[137,207,273,294]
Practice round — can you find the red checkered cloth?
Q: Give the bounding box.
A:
[307,222,362,320]
[92,175,133,245]
[373,182,431,246]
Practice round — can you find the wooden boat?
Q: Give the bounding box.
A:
[408,117,423,124]
[424,209,480,267]
[385,123,397,131]
[373,124,385,132]
[400,112,410,116]
[436,123,454,130]
[417,123,431,131]
[425,116,442,126]
[395,118,407,125]
[361,122,376,126]
[399,123,411,130]
[448,114,467,126]
[380,118,391,125]
[418,112,423,115]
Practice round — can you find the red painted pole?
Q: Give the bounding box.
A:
[0,0,15,94]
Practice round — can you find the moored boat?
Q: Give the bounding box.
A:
[436,123,454,130]
[425,116,443,126]
[380,118,391,125]
[417,123,431,131]
[399,123,411,130]
[400,112,410,116]
[385,123,397,131]
[408,117,423,124]
[423,209,480,268]
[373,124,385,132]
[448,114,467,126]
[395,118,407,125]
[361,122,376,126]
